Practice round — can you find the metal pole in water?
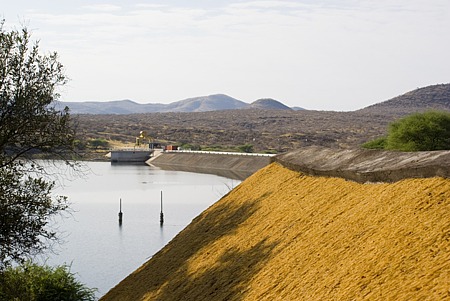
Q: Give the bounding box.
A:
[118,198,123,225]
[160,191,164,226]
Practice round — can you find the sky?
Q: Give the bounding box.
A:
[1,0,450,111]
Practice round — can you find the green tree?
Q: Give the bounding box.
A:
[0,21,77,268]
[0,261,96,300]
[386,111,450,151]
[363,111,450,151]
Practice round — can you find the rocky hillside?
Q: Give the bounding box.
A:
[358,83,450,115]
[101,151,450,301]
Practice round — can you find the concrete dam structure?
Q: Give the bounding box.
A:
[147,150,275,180]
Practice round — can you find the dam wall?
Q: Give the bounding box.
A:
[147,151,274,180]
[147,147,450,182]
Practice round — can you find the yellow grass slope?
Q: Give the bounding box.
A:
[101,163,450,300]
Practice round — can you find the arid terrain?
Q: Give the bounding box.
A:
[74,84,450,153]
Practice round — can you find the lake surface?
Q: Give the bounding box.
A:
[41,161,239,298]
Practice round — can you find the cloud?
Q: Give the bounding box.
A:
[5,0,449,109]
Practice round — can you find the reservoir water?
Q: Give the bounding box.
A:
[42,161,239,297]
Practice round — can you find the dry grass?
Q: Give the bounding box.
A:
[101,163,450,300]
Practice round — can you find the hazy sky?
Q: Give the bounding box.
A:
[2,0,449,110]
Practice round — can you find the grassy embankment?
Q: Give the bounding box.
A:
[101,162,450,300]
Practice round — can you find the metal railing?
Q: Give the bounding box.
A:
[165,149,276,157]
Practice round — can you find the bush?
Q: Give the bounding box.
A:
[363,111,450,151]
[0,262,96,301]
[88,138,110,150]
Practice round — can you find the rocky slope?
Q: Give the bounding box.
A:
[274,147,450,182]
[358,83,450,115]
[101,150,450,301]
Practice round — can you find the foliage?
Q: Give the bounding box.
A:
[0,21,75,164]
[237,144,254,153]
[385,111,450,151]
[0,261,96,301]
[87,138,110,150]
[0,21,76,269]
[362,137,387,150]
[362,111,450,151]
[0,163,69,267]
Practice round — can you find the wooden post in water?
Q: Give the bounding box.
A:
[160,191,164,226]
[118,198,123,225]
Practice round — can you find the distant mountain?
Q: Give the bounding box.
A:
[248,98,293,110]
[163,94,248,112]
[358,83,450,114]
[57,94,294,114]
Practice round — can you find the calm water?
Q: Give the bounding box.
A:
[41,161,239,297]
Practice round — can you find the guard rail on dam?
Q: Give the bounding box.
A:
[164,150,276,157]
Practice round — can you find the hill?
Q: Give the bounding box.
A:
[58,94,289,114]
[248,98,293,110]
[164,94,248,112]
[101,156,450,300]
[358,83,450,115]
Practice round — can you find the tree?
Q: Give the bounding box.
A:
[363,111,450,151]
[386,111,450,151]
[0,21,77,268]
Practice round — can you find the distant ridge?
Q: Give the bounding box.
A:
[57,94,291,114]
[358,83,450,114]
[58,83,450,115]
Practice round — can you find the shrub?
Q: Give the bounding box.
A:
[0,262,96,301]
